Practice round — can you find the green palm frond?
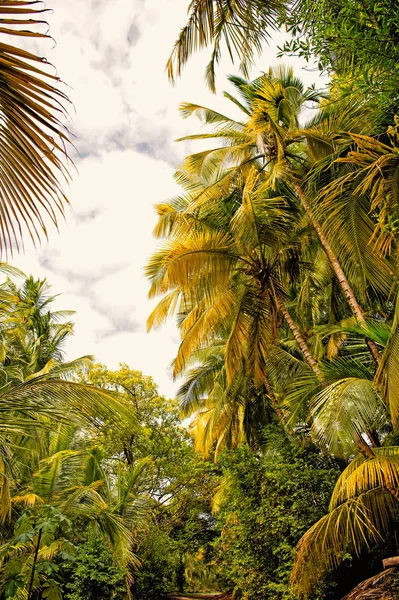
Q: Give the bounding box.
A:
[310,377,386,456]
[178,346,226,417]
[376,298,399,427]
[314,173,394,300]
[167,0,279,92]
[179,102,244,127]
[0,378,137,433]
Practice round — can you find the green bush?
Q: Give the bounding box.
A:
[63,538,128,600]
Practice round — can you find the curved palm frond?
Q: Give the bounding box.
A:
[167,0,280,92]
[291,489,398,596]
[330,448,399,509]
[0,1,72,254]
[310,376,386,457]
[0,378,137,434]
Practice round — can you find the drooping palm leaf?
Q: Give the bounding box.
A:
[167,0,280,92]
[291,489,399,596]
[0,1,72,254]
[330,448,399,509]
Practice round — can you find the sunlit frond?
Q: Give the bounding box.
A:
[330,449,399,509]
[291,490,398,596]
[167,0,278,92]
[0,0,72,255]
[310,377,386,456]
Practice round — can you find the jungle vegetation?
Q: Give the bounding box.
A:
[1,0,399,599]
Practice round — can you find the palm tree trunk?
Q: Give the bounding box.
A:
[291,179,381,364]
[274,294,323,378]
[355,432,375,459]
[264,374,285,422]
[27,528,42,600]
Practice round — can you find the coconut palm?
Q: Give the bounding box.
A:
[0,1,71,255]
[0,274,138,524]
[176,67,393,364]
[147,160,331,457]
[147,161,324,380]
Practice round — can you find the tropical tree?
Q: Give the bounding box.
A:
[147,67,397,460]
[0,274,137,527]
[175,67,393,362]
[146,159,327,455]
[291,446,399,596]
[0,426,151,599]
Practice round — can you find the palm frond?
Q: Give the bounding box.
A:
[310,377,386,457]
[330,449,399,509]
[166,0,277,92]
[0,0,72,254]
[291,490,398,596]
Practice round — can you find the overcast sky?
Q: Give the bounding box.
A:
[10,0,327,397]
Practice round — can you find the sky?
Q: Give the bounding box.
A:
[10,0,327,397]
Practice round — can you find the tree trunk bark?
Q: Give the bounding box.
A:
[383,556,399,568]
[291,180,381,365]
[274,295,323,378]
[264,374,285,422]
[355,432,376,459]
[27,528,42,600]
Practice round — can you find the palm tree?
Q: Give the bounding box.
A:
[175,67,392,363]
[0,428,152,599]
[0,1,71,255]
[147,161,323,378]
[147,159,330,456]
[0,274,137,522]
[291,446,399,595]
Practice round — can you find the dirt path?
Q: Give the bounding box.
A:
[168,594,221,600]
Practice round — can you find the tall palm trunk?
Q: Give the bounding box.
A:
[290,179,381,364]
[264,374,285,421]
[27,528,42,600]
[274,294,322,378]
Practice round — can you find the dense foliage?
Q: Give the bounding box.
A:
[212,436,341,600]
[145,0,399,596]
[3,0,399,598]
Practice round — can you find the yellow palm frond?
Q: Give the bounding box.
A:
[146,231,236,298]
[12,493,43,507]
[147,289,181,331]
[330,449,399,509]
[175,285,242,377]
[0,0,72,254]
[291,490,397,596]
